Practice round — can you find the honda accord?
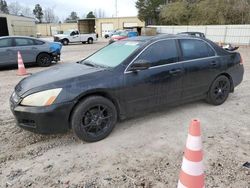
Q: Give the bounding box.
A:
[10,35,244,142]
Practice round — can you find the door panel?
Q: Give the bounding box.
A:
[0,38,15,66]
[123,39,183,115]
[178,39,221,100]
[181,57,221,100]
[13,38,38,63]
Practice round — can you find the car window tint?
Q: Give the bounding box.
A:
[15,38,34,46]
[34,39,45,45]
[180,39,215,61]
[0,38,12,47]
[137,40,178,67]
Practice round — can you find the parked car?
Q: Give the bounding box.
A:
[0,36,62,67]
[109,30,138,44]
[104,30,116,38]
[54,29,97,45]
[178,32,206,38]
[10,35,244,142]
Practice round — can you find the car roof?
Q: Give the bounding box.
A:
[0,36,47,42]
[124,34,204,42]
[179,32,204,34]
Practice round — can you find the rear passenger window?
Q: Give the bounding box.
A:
[34,39,45,45]
[180,39,215,61]
[137,40,179,67]
[15,38,34,46]
[0,38,12,48]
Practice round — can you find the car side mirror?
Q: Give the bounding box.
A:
[129,60,151,72]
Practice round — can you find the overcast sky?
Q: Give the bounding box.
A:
[6,0,138,21]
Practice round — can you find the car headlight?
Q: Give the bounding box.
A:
[21,88,62,107]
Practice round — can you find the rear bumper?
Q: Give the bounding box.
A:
[10,99,75,134]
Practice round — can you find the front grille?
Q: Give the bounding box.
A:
[19,119,36,128]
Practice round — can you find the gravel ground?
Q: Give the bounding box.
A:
[0,40,249,188]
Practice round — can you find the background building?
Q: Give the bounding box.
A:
[36,16,145,37]
[95,16,145,37]
[0,13,36,37]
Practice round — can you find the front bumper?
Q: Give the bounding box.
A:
[10,98,75,134]
[51,52,61,62]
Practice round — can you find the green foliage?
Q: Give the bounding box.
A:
[136,0,165,24]
[159,0,250,25]
[0,0,9,14]
[86,11,95,18]
[65,11,79,23]
[33,4,43,23]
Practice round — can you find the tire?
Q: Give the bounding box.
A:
[36,53,52,67]
[71,96,117,142]
[87,38,93,44]
[206,75,231,105]
[62,39,69,45]
[82,42,86,44]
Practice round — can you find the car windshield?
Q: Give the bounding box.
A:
[63,30,72,35]
[81,41,141,68]
[113,31,127,36]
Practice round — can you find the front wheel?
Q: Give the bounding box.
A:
[71,96,117,142]
[206,75,231,105]
[37,53,52,67]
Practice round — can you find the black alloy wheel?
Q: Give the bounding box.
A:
[37,53,52,67]
[207,75,231,105]
[71,96,117,142]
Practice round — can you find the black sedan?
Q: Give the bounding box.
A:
[10,35,244,142]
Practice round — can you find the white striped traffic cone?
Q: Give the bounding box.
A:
[17,51,28,76]
[178,119,205,188]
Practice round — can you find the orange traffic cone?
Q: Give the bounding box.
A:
[178,119,205,188]
[17,51,28,76]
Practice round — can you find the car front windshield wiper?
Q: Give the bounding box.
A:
[83,61,96,67]
[81,60,111,69]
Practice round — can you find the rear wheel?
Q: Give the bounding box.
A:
[62,39,69,45]
[37,53,52,67]
[71,96,117,142]
[87,38,93,44]
[206,75,231,105]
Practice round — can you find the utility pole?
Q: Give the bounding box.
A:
[115,0,118,17]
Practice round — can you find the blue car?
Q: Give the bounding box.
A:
[0,36,62,67]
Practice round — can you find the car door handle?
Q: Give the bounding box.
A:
[169,69,183,75]
[210,61,218,67]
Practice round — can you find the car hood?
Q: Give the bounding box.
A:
[54,34,67,38]
[16,63,105,96]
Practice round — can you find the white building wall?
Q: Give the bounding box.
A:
[148,25,250,45]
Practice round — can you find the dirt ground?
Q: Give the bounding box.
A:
[0,40,249,188]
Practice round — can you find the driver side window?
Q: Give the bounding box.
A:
[71,31,76,36]
[136,39,179,67]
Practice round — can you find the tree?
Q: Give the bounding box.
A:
[8,1,22,15]
[136,0,165,25]
[0,0,9,14]
[86,11,95,18]
[94,8,106,18]
[159,0,250,25]
[33,4,43,23]
[21,7,33,17]
[65,11,79,23]
[160,1,192,25]
[44,7,58,23]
